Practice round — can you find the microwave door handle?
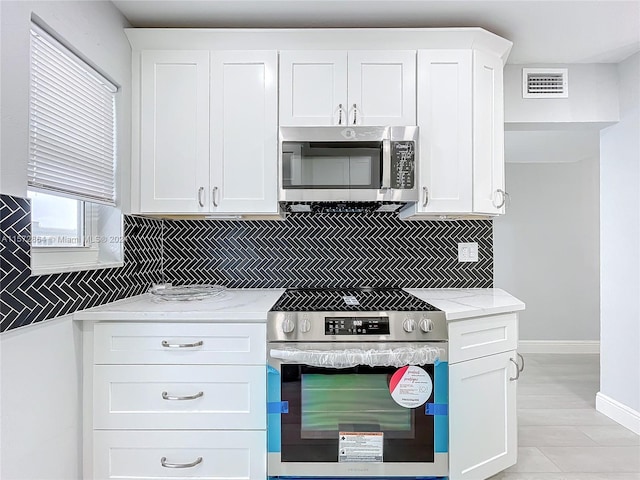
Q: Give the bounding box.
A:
[381,139,392,190]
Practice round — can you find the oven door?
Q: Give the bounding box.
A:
[267,342,448,478]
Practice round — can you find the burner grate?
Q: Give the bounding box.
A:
[270,288,440,312]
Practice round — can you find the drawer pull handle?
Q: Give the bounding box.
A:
[160,456,203,469]
[162,391,204,401]
[509,357,520,381]
[161,340,203,349]
[517,352,525,372]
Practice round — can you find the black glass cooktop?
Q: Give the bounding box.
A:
[270,287,440,312]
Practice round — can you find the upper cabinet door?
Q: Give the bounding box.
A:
[472,50,506,215]
[279,51,348,126]
[347,51,416,126]
[416,50,473,213]
[210,51,279,214]
[140,51,210,213]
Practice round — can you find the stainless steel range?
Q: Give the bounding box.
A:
[266,287,449,479]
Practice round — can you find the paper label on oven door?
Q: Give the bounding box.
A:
[338,432,383,463]
[389,365,433,408]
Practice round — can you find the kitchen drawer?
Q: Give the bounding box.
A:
[448,313,518,364]
[94,365,265,429]
[94,430,265,480]
[94,322,266,365]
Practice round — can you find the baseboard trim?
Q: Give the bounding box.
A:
[518,340,600,354]
[596,392,640,435]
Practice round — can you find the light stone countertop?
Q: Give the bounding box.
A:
[73,288,286,322]
[73,288,524,323]
[405,288,525,320]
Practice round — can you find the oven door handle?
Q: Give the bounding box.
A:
[269,346,444,369]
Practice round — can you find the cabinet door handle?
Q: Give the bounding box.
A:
[517,352,525,372]
[161,340,204,349]
[509,357,520,381]
[212,186,219,207]
[337,103,344,125]
[197,187,205,207]
[160,456,203,469]
[162,391,204,401]
[422,186,429,207]
[493,188,508,209]
[351,103,358,125]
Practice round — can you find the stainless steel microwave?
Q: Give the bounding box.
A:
[279,126,419,203]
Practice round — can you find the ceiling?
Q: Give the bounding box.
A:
[112,0,640,64]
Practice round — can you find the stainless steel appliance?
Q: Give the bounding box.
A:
[279,126,419,205]
[267,288,448,479]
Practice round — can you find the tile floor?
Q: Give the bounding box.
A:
[489,353,640,480]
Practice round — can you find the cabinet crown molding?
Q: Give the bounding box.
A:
[125,27,513,63]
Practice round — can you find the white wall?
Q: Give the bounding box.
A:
[0,2,131,478]
[599,51,640,430]
[504,63,619,129]
[0,316,83,480]
[494,155,600,342]
[0,0,132,211]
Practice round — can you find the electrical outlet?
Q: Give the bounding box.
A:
[458,242,479,262]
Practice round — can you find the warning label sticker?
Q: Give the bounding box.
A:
[338,431,383,463]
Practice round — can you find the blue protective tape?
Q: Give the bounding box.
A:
[434,361,449,453]
[267,366,282,453]
[425,403,449,416]
[267,401,289,414]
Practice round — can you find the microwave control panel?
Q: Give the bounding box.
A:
[325,317,391,335]
[390,141,415,189]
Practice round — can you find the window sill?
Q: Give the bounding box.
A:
[30,259,124,276]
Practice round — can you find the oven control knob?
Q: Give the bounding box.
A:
[402,318,416,333]
[299,318,311,333]
[419,318,434,333]
[282,318,295,334]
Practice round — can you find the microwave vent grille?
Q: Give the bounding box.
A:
[281,202,406,215]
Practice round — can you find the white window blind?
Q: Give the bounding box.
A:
[29,23,117,206]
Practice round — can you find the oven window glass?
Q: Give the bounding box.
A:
[301,373,412,438]
[282,141,382,189]
[281,364,435,463]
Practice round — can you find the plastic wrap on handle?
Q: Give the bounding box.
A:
[270,346,444,369]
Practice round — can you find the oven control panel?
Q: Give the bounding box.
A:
[325,316,391,335]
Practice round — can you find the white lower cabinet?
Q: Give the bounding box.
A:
[94,430,265,480]
[448,313,520,480]
[90,322,267,480]
[93,364,266,430]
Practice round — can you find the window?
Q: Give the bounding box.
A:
[28,22,122,274]
[28,191,84,247]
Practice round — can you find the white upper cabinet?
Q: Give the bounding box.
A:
[136,50,278,215]
[414,50,473,214]
[279,50,416,126]
[401,48,506,218]
[347,50,416,126]
[140,51,210,213]
[210,51,278,214]
[473,50,506,215]
[128,29,511,216]
[279,51,348,126]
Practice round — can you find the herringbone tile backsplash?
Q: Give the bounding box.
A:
[163,216,492,288]
[1,194,492,332]
[1,195,163,332]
